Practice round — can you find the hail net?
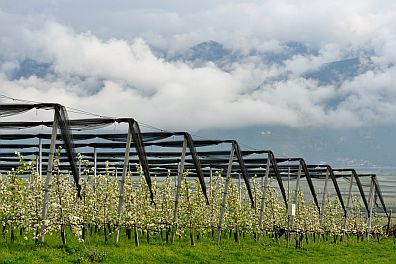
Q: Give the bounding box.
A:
[0,103,82,197]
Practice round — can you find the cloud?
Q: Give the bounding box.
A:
[1,2,396,131]
[38,0,395,53]
[2,0,395,52]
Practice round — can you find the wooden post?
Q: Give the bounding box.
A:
[114,129,133,244]
[39,113,58,243]
[171,138,187,243]
[217,144,235,243]
[258,154,270,242]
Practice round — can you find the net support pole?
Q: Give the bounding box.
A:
[39,137,43,177]
[290,163,302,228]
[387,209,392,235]
[174,166,178,188]
[171,138,187,243]
[39,114,58,243]
[238,173,242,206]
[79,159,82,181]
[114,129,133,245]
[35,138,39,177]
[209,167,213,201]
[320,168,329,228]
[217,144,235,244]
[287,167,290,202]
[258,154,271,242]
[366,176,375,239]
[35,154,38,180]
[293,163,302,205]
[346,173,354,209]
[372,175,390,229]
[240,173,244,204]
[93,147,97,178]
[342,171,354,238]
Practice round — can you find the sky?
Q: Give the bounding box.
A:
[1,0,396,132]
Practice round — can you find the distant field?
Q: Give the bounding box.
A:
[1,230,395,263]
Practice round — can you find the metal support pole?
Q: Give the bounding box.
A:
[238,173,242,206]
[175,169,177,188]
[293,163,302,205]
[217,144,235,243]
[240,173,244,205]
[287,167,290,203]
[114,129,133,244]
[320,168,329,228]
[34,155,39,181]
[171,138,188,243]
[346,173,354,209]
[79,159,82,181]
[366,177,375,239]
[388,209,392,235]
[35,138,39,176]
[372,174,388,219]
[289,163,302,228]
[39,114,58,243]
[93,147,97,178]
[342,171,355,239]
[35,155,38,178]
[287,165,291,245]
[258,154,271,241]
[39,137,42,177]
[209,167,213,202]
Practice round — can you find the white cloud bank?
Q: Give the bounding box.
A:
[0,1,396,131]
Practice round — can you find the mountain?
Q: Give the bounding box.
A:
[172,41,396,167]
[176,40,231,62]
[3,41,396,167]
[172,40,318,68]
[7,41,370,88]
[304,57,373,86]
[11,58,51,80]
[174,41,370,86]
[260,41,318,64]
[196,125,396,167]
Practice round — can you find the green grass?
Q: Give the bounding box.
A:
[1,230,395,263]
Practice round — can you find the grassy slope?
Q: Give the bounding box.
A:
[1,230,395,264]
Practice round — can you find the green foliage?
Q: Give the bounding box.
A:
[0,153,388,246]
[0,229,395,263]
